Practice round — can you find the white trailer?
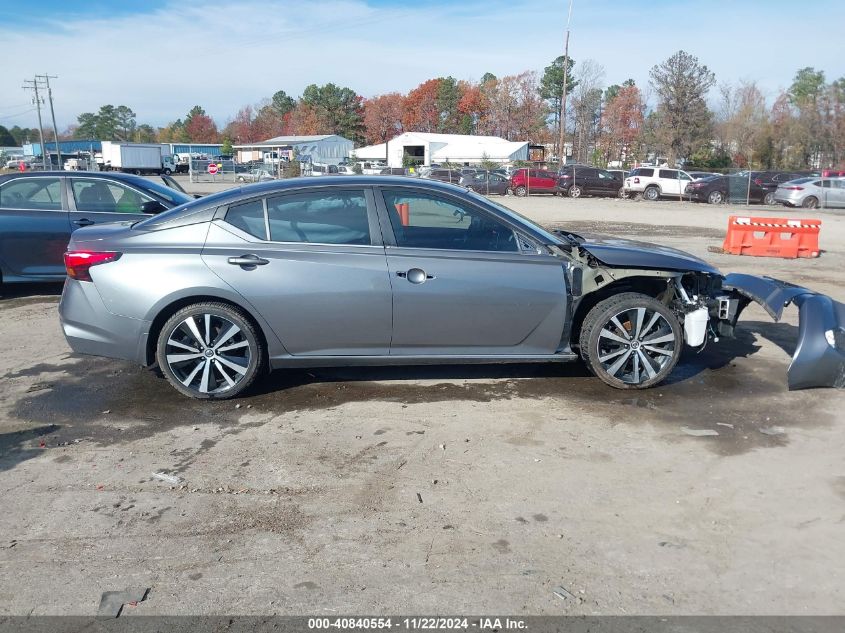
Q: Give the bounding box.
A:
[100,142,176,175]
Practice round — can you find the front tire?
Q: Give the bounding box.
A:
[644,186,660,201]
[579,293,682,389]
[157,302,265,399]
[763,192,776,205]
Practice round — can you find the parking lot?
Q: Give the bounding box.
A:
[1,185,843,615]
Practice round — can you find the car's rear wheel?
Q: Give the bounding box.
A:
[617,188,627,198]
[763,192,776,205]
[157,302,264,399]
[514,186,527,197]
[569,185,582,198]
[644,186,660,201]
[802,196,818,209]
[579,293,682,389]
[707,190,724,205]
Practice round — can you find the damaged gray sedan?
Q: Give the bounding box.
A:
[58,177,845,399]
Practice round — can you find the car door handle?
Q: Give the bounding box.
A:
[73,218,95,227]
[228,254,269,267]
[396,268,435,284]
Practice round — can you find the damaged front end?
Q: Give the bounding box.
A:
[722,274,845,390]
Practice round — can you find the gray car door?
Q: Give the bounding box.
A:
[375,186,568,356]
[201,186,393,356]
[0,175,69,278]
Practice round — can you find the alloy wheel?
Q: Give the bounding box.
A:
[596,307,676,385]
[164,313,252,395]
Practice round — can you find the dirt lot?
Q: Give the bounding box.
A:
[0,185,843,616]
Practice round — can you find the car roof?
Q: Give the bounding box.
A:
[0,170,151,185]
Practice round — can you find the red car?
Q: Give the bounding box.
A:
[510,168,560,196]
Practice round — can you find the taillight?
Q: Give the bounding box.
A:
[782,186,804,191]
[634,177,640,184]
[64,251,122,282]
[754,178,763,185]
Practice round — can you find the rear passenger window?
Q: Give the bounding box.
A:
[266,190,370,245]
[659,169,678,179]
[0,178,62,210]
[635,168,654,177]
[225,199,266,239]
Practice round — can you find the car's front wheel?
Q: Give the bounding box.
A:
[157,302,265,399]
[579,293,683,389]
[763,192,776,205]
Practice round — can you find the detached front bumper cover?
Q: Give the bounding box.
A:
[723,273,845,390]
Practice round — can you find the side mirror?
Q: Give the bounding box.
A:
[141,200,166,214]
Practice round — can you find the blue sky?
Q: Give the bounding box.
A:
[1,0,843,129]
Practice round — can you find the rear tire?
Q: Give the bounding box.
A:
[157,302,265,400]
[579,292,682,390]
[707,190,724,205]
[617,188,627,198]
[763,192,776,205]
[802,196,818,209]
[568,185,582,198]
[514,186,527,197]
[644,186,660,201]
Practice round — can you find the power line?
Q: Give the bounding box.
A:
[21,74,60,168]
[22,78,48,169]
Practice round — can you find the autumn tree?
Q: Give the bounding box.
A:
[600,83,645,165]
[183,106,219,142]
[362,93,404,144]
[402,79,441,133]
[649,50,716,165]
[715,80,768,167]
[482,72,547,141]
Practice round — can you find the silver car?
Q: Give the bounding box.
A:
[236,168,276,183]
[59,176,845,399]
[774,177,845,209]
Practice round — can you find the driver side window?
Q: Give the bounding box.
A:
[381,189,517,252]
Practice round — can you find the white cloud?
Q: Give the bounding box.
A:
[2,0,843,129]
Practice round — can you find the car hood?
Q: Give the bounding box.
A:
[559,231,720,274]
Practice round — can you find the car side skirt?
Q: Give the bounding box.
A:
[269,353,579,369]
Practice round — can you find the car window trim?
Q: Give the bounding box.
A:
[0,175,67,212]
[220,186,382,248]
[67,176,157,214]
[373,184,543,256]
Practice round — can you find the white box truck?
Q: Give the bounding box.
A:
[101,142,177,175]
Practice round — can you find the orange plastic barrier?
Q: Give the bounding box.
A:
[395,202,409,226]
[722,215,821,258]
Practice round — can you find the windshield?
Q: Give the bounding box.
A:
[134,186,237,228]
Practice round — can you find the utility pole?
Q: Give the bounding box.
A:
[557,0,574,169]
[22,78,48,170]
[37,74,61,168]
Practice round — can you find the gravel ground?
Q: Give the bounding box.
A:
[0,183,843,616]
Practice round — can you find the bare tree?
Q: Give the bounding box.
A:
[570,60,605,164]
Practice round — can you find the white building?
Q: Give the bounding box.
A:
[234,134,353,166]
[353,132,529,168]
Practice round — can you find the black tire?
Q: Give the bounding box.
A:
[163,168,172,176]
[514,186,527,197]
[134,169,142,176]
[157,301,265,399]
[802,196,818,209]
[763,192,776,205]
[617,188,627,198]
[644,186,660,201]
[579,292,683,390]
[569,185,583,198]
[707,190,724,205]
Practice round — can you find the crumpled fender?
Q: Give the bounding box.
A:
[723,273,845,390]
